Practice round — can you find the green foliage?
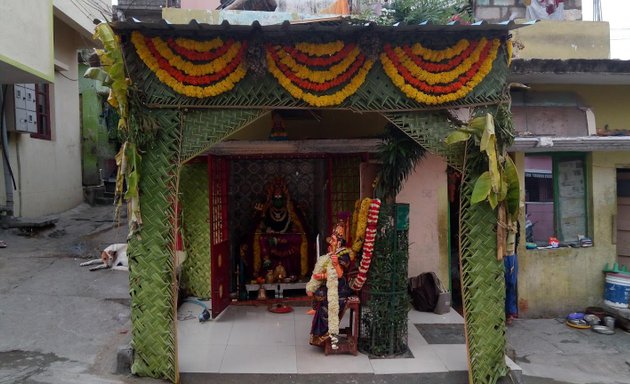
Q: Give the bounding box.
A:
[375,125,426,202]
[92,23,128,132]
[445,113,519,215]
[360,0,473,25]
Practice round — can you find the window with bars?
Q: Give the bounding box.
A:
[31,84,51,140]
[524,153,588,244]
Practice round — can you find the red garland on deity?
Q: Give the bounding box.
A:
[267,47,367,92]
[351,198,381,291]
[144,37,246,86]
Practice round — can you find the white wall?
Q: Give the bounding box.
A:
[53,0,112,37]
[0,0,54,83]
[397,154,449,284]
[5,20,84,217]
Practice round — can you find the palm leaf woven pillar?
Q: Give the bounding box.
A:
[459,161,508,384]
[179,163,211,298]
[387,111,508,384]
[127,110,182,382]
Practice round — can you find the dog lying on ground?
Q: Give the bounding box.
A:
[80,243,128,271]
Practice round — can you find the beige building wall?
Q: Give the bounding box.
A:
[513,84,630,317]
[512,20,610,60]
[0,0,54,83]
[531,84,630,132]
[397,154,450,284]
[516,151,629,317]
[53,0,111,38]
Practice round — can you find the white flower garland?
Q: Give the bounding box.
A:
[326,264,340,336]
[305,251,341,340]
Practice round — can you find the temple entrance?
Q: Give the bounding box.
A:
[208,150,374,311]
[195,110,387,317]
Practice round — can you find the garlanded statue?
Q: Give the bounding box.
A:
[305,220,358,350]
[252,177,309,279]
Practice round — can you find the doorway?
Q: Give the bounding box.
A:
[617,169,630,268]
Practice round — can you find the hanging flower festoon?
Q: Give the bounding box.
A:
[265,40,374,107]
[130,32,249,98]
[380,38,501,105]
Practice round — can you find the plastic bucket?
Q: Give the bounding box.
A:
[604,273,630,308]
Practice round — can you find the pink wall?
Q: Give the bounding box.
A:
[181,0,221,9]
[525,156,552,171]
[526,202,554,242]
[397,154,448,281]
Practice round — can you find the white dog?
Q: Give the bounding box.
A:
[80,243,128,271]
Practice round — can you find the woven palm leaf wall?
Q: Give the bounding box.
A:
[180,109,267,163]
[392,111,508,384]
[127,108,182,382]
[119,27,514,383]
[180,163,211,299]
[458,158,508,384]
[121,35,510,113]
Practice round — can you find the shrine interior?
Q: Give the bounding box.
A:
[208,109,387,300]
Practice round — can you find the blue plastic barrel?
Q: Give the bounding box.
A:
[604,273,630,308]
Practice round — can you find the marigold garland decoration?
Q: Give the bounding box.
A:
[381,38,501,105]
[266,41,374,107]
[130,32,248,98]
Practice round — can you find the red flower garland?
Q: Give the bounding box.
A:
[400,40,479,72]
[145,37,246,86]
[166,38,235,62]
[282,44,356,67]
[267,47,366,92]
[383,41,491,95]
[351,199,381,291]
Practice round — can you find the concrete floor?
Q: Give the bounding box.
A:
[2,204,630,384]
[177,301,474,375]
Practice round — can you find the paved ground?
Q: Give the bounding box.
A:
[1,203,630,384]
[506,318,630,384]
[0,204,162,384]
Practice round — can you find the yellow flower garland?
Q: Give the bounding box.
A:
[131,32,246,98]
[295,40,344,56]
[275,46,361,83]
[174,36,223,52]
[267,50,373,107]
[352,198,371,253]
[393,38,489,85]
[350,199,361,245]
[507,38,513,66]
[380,39,500,105]
[411,39,470,61]
[151,36,242,76]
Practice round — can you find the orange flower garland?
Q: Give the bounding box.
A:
[266,42,374,107]
[130,32,247,98]
[381,38,501,105]
[130,31,503,105]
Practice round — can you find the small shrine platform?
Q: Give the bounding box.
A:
[244,282,307,299]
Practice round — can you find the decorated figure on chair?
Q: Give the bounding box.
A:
[306,220,357,350]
